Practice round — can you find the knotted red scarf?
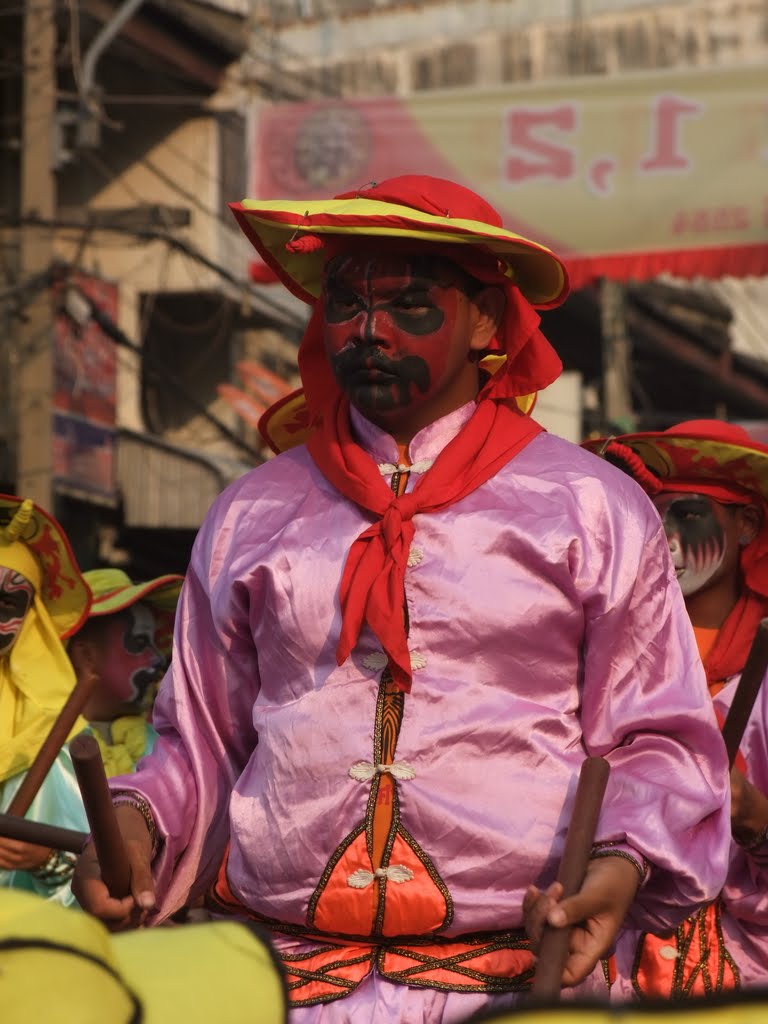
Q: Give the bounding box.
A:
[305,276,561,692]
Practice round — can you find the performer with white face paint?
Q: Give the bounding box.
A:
[584,420,768,996]
[654,491,750,599]
[0,568,35,655]
[0,494,91,904]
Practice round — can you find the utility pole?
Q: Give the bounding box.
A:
[600,278,635,431]
[16,0,56,508]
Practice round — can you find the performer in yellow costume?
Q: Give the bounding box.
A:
[0,494,91,903]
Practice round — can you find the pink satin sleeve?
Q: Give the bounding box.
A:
[109,492,261,918]
[578,512,731,932]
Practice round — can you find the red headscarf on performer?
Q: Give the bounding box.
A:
[601,420,768,686]
[281,178,564,692]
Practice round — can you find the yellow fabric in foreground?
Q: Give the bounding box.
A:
[2,891,287,1024]
[0,591,86,783]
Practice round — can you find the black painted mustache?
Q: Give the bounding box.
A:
[332,347,431,407]
[332,346,405,377]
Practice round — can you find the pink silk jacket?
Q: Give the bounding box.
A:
[113,403,731,1014]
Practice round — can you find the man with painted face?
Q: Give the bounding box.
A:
[73,177,731,1018]
[0,494,91,904]
[67,569,183,777]
[584,421,768,997]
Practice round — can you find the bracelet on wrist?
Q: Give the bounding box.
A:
[590,841,649,883]
[112,791,159,856]
[32,848,77,885]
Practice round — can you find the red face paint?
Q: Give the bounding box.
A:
[0,568,34,655]
[96,604,165,706]
[322,254,484,428]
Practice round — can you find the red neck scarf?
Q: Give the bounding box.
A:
[705,590,768,685]
[305,282,560,692]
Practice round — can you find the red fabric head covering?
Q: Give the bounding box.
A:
[605,420,768,685]
[297,176,565,691]
[297,179,563,421]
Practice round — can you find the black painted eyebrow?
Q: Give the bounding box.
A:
[667,496,712,511]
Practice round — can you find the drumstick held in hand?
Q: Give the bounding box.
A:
[70,733,132,899]
[530,755,611,1000]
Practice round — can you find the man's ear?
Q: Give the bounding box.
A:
[738,503,763,546]
[469,286,505,352]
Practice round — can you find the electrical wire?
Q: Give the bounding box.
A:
[16,214,305,328]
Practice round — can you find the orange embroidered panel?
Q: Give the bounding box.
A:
[380,828,450,937]
[208,844,541,1006]
[633,901,740,998]
[378,934,535,993]
[280,944,375,1007]
[308,675,452,938]
[309,828,380,936]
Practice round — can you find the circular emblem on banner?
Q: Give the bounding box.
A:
[268,105,370,193]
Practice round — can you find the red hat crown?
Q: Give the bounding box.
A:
[334,175,503,227]
[664,420,755,444]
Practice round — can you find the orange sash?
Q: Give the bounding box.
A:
[207,850,535,1007]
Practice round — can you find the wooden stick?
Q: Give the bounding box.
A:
[721,618,768,769]
[0,812,88,853]
[7,669,99,817]
[70,733,132,899]
[530,755,611,1001]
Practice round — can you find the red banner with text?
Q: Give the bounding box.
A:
[252,64,768,287]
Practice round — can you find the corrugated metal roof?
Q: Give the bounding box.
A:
[704,276,768,365]
[661,274,768,366]
[117,429,252,529]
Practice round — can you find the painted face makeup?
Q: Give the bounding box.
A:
[652,493,736,597]
[322,254,481,421]
[0,568,34,656]
[98,603,165,706]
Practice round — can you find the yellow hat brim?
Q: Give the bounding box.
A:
[87,575,184,617]
[582,432,768,501]
[230,197,568,309]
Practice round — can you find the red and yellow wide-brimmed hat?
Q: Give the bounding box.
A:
[85,568,183,617]
[582,420,768,503]
[0,495,91,639]
[230,176,568,310]
[258,358,537,455]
